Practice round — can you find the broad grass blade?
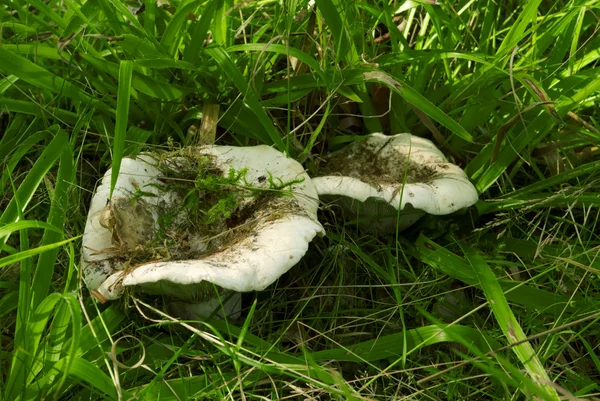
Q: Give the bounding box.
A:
[109,60,134,198]
[462,246,560,401]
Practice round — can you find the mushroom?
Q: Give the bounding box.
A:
[313,133,478,233]
[82,145,324,317]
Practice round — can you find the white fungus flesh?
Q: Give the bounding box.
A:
[82,145,324,314]
[313,133,479,232]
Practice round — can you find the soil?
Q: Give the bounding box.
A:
[319,137,439,188]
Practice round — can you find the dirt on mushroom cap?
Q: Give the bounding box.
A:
[318,136,440,188]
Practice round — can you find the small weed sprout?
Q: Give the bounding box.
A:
[265,172,305,191]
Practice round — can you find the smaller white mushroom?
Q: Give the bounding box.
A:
[82,145,324,318]
[313,133,478,233]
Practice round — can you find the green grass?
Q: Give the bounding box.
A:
[1,0,600,399]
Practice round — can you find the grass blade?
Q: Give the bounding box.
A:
[461,245,560,401]
[0,98,79,125]
[314,0,358,63]
[183,0,218,64]
[0,221,63,239]
[104,0,148,37]
[0,131,52,194]
[496,0,542,56]
[5,293,61,400]
[32,141,74,309]
[0,47,99,108]
[414,234,584,316]
[0,237,80,269]
[205,46,286,152]
[569,6,587,76]
[212,0,229,46]
[110,60,134,198]
[79,54,191,100]
[160,0,202,57]
[227,43,326,81]
[363,70,474,142]
[311,324,501,362]
[0,130,68,244]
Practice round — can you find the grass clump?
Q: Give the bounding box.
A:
[153,153,249,243]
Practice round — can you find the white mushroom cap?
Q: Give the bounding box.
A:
[82,145,324,303]
[82,155,163,293]
[123,214,320,292]
[313,133,478,231]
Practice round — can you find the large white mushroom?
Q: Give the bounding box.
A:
[82,145,324,317]
[314,133,478,233]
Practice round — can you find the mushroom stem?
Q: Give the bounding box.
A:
[189,103,220,146]
[167,292,242,320]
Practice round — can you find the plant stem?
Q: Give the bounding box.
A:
[189,103,220,145]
